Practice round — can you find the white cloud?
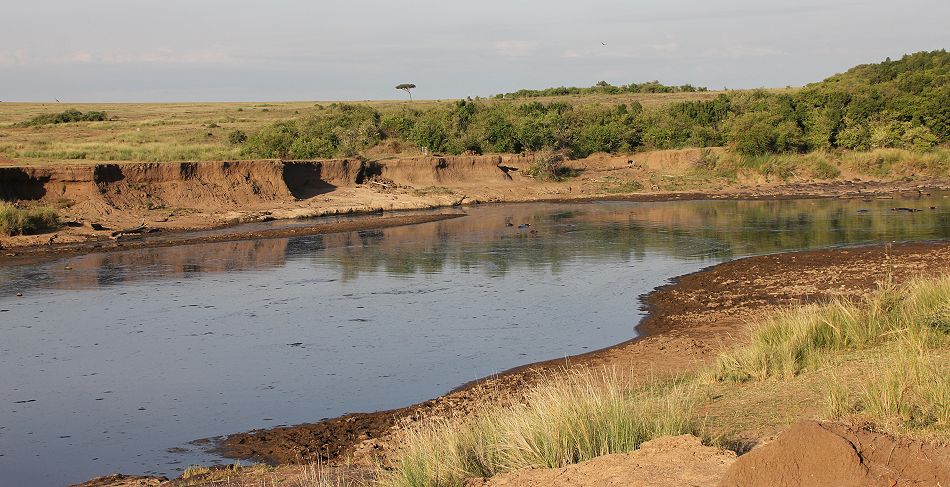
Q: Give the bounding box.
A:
[494,40,539,57]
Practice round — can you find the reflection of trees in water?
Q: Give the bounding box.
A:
[316,198,950,281]
[0,239,291,293]
[4,198,948,293]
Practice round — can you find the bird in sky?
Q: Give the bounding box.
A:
[601,42,607,46]
[55,98,61,103]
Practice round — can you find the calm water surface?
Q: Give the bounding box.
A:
[2,196,950,486]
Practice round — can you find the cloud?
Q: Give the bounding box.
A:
[494,40,539,57]
[562,49,580,59]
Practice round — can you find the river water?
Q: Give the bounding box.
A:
[2,195,949,486]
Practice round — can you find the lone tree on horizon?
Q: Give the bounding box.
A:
[396,83,416,100]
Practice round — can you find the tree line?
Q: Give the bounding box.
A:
[241,50,948,160]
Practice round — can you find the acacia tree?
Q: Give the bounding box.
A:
[396,83,416,101]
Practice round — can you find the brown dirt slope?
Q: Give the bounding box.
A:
[465,435,735,487]
[719,421,950,487]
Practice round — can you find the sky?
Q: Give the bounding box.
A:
[2,0,949,102]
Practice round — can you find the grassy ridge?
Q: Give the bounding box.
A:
[378,274,950,487]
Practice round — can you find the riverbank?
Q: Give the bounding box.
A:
[71,239,949,487]
[3,150,949,262]
[215,240,950,468]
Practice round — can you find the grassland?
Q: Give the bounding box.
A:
[0,91,726,166]
[378,274,950,487]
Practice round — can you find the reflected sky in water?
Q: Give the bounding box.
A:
[1,195,949,485]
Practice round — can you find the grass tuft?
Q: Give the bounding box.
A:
[379,369,699,487]
[0,203,61,236]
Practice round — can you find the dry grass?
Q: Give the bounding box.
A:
[379,370,699,487]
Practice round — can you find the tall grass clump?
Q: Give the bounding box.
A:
[825,345,950,432]
[379,369,699,487]
[715,276,950,382]
[0,204,61,236]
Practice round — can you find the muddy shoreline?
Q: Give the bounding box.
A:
[215,239,950,468]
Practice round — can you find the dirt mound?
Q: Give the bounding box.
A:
[466,435,735,487]
[719,421,950,487]
[375,156,516,187]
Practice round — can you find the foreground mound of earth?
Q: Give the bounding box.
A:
[465,435,735,487]
[720,421,950,487]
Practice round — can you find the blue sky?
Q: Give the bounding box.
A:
[2,0,948,101]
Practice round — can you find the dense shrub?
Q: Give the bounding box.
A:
[227,130,248,145]
[16,109,107,127]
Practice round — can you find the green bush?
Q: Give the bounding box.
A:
[227,130,247,145]
[16,109,107,127]
[0,204,61,236]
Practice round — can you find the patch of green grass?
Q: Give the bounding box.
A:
[410,186,455,197]
[0,204,61,236]
[713,276,950,382]
[599,176,644,194]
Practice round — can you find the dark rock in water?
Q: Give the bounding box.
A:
[505,222,514,227]
[518,223,531,229]
[891,207,921,213]
[90,223,108,231]
[857,209,869,213]
[931,206,938,210]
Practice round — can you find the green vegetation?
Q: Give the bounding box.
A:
[0,204,61,236]
[496,80,707,99]
[410,186,455,196]
[238,51,948,162]
[15,109,107,127]
[380,371,698,487]
[379,274,950,487]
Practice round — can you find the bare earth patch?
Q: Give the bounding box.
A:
[465,435,735,487]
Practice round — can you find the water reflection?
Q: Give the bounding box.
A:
[4,196,948,294]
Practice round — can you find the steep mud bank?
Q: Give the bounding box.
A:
[0,156,519,210]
